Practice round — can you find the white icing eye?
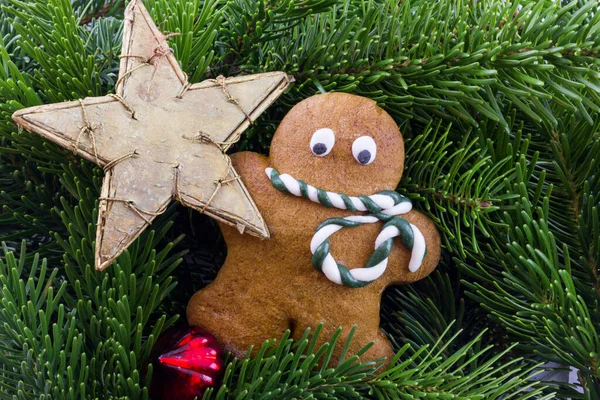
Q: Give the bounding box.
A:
[352,136,376,165]
[310,128,335,156]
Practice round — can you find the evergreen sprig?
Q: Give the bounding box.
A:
[205,323,551,399]
[0,242,85,399]
[1,0,600,398]
[225,0,600,136]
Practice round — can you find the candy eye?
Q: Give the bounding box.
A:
[352,136,376,165]
[310,128,335,156]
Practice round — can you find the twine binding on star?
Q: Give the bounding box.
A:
[212,75,253,125]
[177,80,192,98]
[75,99,100,164]
[103,150,139,171]
[182,132,238,153]
[98,197,167,225]
[117,39,175,90]
[115,62,152,90]
[108,93,136,119]
[200,155,241,213]
[77,97,139,171]
[180,75,250,213]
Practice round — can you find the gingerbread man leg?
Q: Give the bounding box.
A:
[288,295,394,364]
[187,279,291,358]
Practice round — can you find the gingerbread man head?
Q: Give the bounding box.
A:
[270,92,404,196]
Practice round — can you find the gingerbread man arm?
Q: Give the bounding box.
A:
[229,152,271,204]
[227,151,305,239]
[379,209,442,286]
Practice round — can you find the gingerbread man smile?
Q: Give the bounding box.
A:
[188,92,441,363]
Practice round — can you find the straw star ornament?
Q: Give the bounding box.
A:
[12,0,290,270]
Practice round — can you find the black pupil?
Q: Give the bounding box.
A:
[357,150,371,164]
[313,143,327,155]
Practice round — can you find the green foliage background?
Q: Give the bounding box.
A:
[0,0,599,398]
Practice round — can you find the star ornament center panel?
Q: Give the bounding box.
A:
[11,0,291,270]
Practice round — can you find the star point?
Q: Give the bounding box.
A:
[12,0,290,270]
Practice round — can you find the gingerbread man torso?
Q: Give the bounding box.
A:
[187,93,441,362]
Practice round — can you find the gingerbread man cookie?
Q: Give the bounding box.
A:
[187,92,441,363]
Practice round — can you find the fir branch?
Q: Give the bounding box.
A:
[78,1,125,25]
[145,0,223,82]
[218,0,600,132]
[1,0,600,397]
[399,119,523,258]
[540,117,600,302]
[0,242,89,399]
[461,178,600,396]
[52,178,186,398]
[205,323,552,399]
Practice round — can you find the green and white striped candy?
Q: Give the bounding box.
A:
[265,168,412,215]
[265,167,427,288]
[310,214,426,287]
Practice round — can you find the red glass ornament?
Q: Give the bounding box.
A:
[148,325,224,399]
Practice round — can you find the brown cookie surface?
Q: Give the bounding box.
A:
[187,93,441,363]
